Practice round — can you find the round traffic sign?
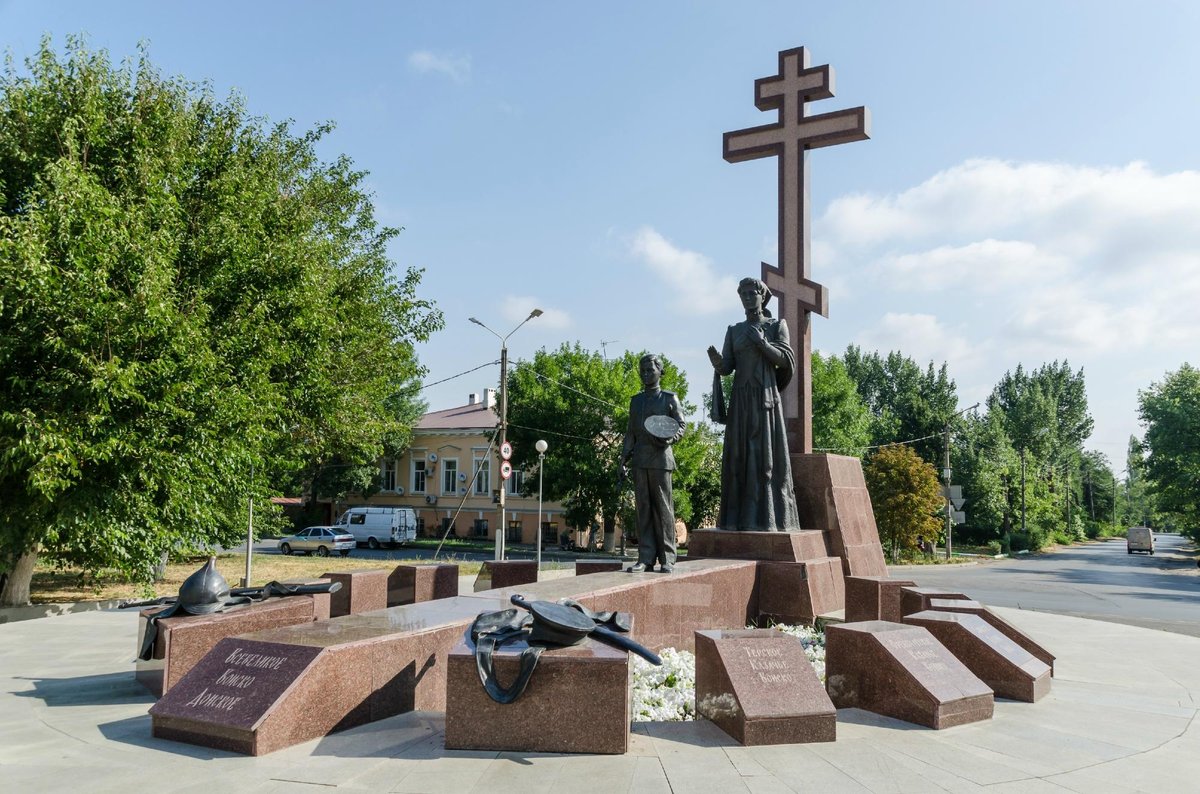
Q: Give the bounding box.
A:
[500,441,513,460]
[500,461,514,480]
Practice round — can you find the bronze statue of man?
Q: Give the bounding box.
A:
[620,354,685,572]
[707,277,802,531]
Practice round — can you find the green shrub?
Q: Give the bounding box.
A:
[985,540,1002,556]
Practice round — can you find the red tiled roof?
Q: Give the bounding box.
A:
[416,401,499,431]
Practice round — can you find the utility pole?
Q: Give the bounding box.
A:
[470,309,543,560]
[941,403,978,560]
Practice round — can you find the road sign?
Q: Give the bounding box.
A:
[500,441,513,460]
[952,510,967,525]
[941,484,962,501]
[951,496,967,511]
[500,461,513,480]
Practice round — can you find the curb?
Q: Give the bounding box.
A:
[0,598,125,625]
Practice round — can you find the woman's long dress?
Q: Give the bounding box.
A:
[714,317,802,532]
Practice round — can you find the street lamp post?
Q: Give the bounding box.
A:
[535,439,548,572]
[469,309,543,561]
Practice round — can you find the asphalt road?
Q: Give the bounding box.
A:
[892,533,1200,637]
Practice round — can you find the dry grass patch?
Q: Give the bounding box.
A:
[31,552,485,604]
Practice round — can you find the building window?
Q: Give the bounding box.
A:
[412,456,427,493]
[415,517,425,536]
[506,470,524,496]
[442,458,459,494]
[473,452,490,495]
[380,459,396,491]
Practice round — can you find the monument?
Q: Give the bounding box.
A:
[692,46,887,589]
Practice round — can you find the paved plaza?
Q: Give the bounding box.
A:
[2,603,1197,793]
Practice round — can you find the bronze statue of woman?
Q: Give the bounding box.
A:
[707,277,802,532]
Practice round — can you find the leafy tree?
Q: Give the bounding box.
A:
[841,346,958,463]
[952,409,1018,545]
[504,344,697,552]
[0,40,441,605]
[671,420,722,530]
[812,352,872,455]
[1138,365,1200,537]
[864,444,944,561]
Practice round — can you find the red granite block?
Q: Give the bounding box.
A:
[323,569,389,617]
[899,587,971,617]
[688,529,831,561]
[136,598,316,697]
[444,633,630,753]
[791,454,888,577]
[575,559,626,575]
[845,576,917,623]
[903,611,1051,702]
[473,560,538,592]
[758,558,845,624]
[388,564,459,606]
[148,558,760,755]
[926,598,1056,675]
[695,629,835,745]
[825,620,994,729]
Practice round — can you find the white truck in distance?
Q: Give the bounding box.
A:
[334,506,418,549]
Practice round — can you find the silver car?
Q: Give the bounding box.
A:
[278,526,356,557]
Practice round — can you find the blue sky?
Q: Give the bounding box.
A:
[4,1,1199,464]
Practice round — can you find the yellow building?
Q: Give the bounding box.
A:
[344,389,573,546]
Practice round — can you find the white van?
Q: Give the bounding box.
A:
[1127,526,1155,555]
[334,506,419,549]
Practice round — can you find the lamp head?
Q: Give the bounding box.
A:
[535,439,548,454]
[529,309,544,319]
[469,317,483,326]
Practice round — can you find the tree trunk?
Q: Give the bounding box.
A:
[602,514,616,553]
[0,549,38,608]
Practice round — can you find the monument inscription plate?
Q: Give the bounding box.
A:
[151,638,324,753]
[695,628,835,745]
[825,621,993,729]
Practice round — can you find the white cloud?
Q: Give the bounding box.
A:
[629,227,739,314]
[855,313,973,370]
[816,157,1200,451]
[407,50,471,83]
[501,296,570,330]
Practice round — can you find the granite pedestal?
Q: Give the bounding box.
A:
[136,597,318,697]
[444,632,631,754]
[387,564,459,607]
[323,569,390,617]
[695,629,835,745]
[903,610,1051,702]
[688,529,831,561]
[825,620,994,729]
[844,576,916,623]
[149,558,758,755]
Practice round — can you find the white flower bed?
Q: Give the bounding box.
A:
[631,623,826,722]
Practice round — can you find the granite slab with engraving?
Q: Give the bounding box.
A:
[926,598,1056,675]
[845,576,916,623]
[150,638,325,755]
[695,629,835,745]
[907,609,1052,699]
[136,597,317,697]
[444,632,630,753]
[388,563,458,607]
[825,620,993,729]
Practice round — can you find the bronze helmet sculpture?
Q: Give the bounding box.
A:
[176,557,231,615]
